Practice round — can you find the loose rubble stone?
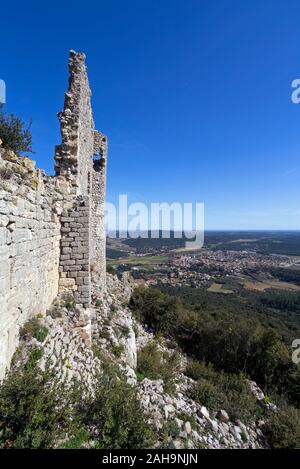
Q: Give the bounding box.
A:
[217,409,230,423]
[199,406,210,420]
[184,421,192,434]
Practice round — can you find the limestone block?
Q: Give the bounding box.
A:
[0,215,9,227]
[12,228,32,243]
[59,278,76,287]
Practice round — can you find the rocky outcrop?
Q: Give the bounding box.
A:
[0,50,107,379]
[91,273,137,369]
[55,50,108,300]
[11,272,271,449]
[138,378,267,449]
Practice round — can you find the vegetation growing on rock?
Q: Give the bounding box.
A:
[0,352,155,449]
[0,111,33,155]
[130,286,300,448]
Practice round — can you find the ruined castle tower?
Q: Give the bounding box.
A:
[55,50,108,305]
[0,50,107,379]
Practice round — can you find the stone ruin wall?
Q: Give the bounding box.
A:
[59,196,91,306]
[91,132,107,292]
[0,50,107,379]
[54,51,94,197]
[0,151,62,379]
[55,50,107,302]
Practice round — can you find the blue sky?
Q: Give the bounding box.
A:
[1,0,300,230]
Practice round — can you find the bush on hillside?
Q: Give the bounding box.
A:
[137,341,181,394]
[106,264,117,275]
[129,287,181,334]
[187,360,261,423]
[264,403,300,449]
[20,318,48,342]
[0,362,76,448]
[0,350,155,449]
[0,112,33,154]
[81,373,155,449]
[130,287,300,408]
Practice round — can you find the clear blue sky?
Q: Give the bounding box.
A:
[1,0,300,230]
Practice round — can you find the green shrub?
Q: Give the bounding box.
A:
[118,325,131,339]
[111,344,124,358]
[137,342,161,380]
[185,359,216,381]
[188,361,261,423]
[136,370,146,382]
[0,363,76,448]
[27,348,44,369]
[130,287,300,409]
[265,403,300,449]
[0,112,33,155]
[130,287,181,334]
[63,294,75,311]
[35,326,48,342]
[46,306,62,319]
[82,374,155,449]
[161,420,180,440]
[137,342,180,394]
[20,318,48,343]
[189,377,219,410]
[92,345,103,360]
[91,347,122,379]
[0,350,154,449]
[177,411,197,430]
[107,265,118,276]
[61,428,91,449]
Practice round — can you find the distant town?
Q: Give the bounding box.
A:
[107,231,300,292]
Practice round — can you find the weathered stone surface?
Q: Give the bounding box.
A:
[0,152,63,378]
[55,51,108,306]
[199,406,210,420]
[0,50,108,379]
[184,421,192,434]
[217,409,230,423]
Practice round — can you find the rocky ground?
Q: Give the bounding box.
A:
[14,273,274,449]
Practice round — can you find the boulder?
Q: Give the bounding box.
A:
[184,421,192,434]
[198,405,210,420]
[174,418,183,430]
[164,404,175,419]
[207,418,219,433]
[217,409,229,423]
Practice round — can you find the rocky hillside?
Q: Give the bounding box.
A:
[0,273,282,449]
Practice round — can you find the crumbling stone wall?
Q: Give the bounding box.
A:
[0,50,108,379]
[0,149,62,379]
[54,51,94,196]
[91,132,107,292]
[55,50,107,304]
[59,196,91,306]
